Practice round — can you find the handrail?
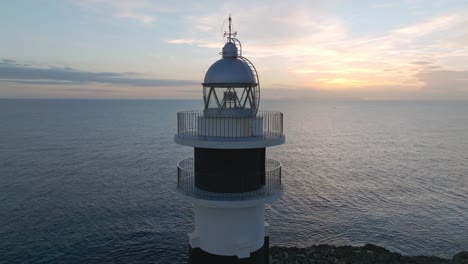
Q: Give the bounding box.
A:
[177,157,282,201]
[176,110,283,140]
[239,56,260,114]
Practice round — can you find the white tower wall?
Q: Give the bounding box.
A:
[191,204,265,258]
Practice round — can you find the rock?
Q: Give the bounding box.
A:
[362,243,391,254]
[454,251,468,264]
[404,255,451,264]
[268,244,454,264]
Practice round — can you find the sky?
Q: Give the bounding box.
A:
[1,0,468,100]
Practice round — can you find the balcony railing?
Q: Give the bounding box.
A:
[177,157,282,201]
[176,110,283,140]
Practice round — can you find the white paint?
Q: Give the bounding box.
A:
[193,205,265,258]
[174,134,285,149]
[197,116,263,137]
[177,189,283,208]
[264,221,270,236]
[189,231,200,248]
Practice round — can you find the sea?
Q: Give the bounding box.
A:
[1,99,467,263]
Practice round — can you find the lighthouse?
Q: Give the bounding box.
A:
[175,16,285,264]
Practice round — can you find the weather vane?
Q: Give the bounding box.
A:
[223,14,237,40]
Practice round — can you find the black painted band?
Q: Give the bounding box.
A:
[194,148,266,193]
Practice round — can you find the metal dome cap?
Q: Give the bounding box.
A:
[203,58,254,85]
[222,42,238,58]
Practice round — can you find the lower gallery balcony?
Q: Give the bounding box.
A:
[177,157,282,201]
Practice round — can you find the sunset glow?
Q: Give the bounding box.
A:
[1,0,467,100]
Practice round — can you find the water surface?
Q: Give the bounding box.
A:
[1,99,467,263]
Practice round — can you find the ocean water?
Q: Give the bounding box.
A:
[0,99,467,263]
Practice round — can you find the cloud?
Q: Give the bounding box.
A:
[116,12,156,24]
[400,67,468,100]
[23,1,467,100]
[60,88,116,93]
[74,0,467,95]
[2,59,16,64]
[416,69,468,92]
[76,0,203,24]
[165,5,468,93]
[0,60,198,87]
[165,39,219,48]
[411,61,433,65]
[260,85,424,101]
[0,80,86,85]
[392,14,462,37]
[370,3,397,9]
[76,0,158,24]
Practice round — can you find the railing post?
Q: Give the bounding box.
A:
[280,112,283,136]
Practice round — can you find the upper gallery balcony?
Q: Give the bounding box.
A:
[174,110,285,148]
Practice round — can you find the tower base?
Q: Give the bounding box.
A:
[189,236,269,264]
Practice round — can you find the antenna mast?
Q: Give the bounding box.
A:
[223,14,237,41]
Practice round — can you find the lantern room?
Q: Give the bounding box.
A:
[202,20,260,117]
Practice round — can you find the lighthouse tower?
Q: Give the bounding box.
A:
[175,16,285,264]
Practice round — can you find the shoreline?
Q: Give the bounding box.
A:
[270,244,468,264]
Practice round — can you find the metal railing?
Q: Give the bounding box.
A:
[176,110,283,140]
[177,157,282,201]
